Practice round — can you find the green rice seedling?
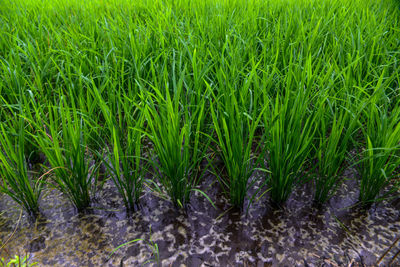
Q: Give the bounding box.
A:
[207,59,267,208]
[357,98,400,206]
[312,96,358,204]
[144,69,210,208]
[108,226,159,265]
[91,82,147,212]
[0,253,37,267]
[30,97,100,212]
[0,114,43,218]
[264,89,318,205]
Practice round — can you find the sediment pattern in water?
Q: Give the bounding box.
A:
[0,169,399,266]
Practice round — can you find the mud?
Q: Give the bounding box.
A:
[0,166,399,266]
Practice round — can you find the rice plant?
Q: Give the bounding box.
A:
[264,89,318,205]
[357,96,400,206]
[92,82,147,212]
[0,113,43,218]
[143,67,210,208]
[312,97,357,204]
[207,58,267,208]
[29,97,100,212]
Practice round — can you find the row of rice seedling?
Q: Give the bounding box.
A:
[2,88,399,217]
[0,0,399,219]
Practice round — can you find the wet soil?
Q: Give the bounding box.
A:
[0,166,399,266]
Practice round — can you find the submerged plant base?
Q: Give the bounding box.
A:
[0,170,399,266]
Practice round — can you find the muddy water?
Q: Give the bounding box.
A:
[0,167,399,266]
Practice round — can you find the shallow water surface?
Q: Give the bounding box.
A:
[0,168,399,266]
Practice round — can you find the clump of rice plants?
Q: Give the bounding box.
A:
[29,98,100,212]
[264,89,318,205]
[312,96,358,204]
[144,67,210,208]
[0,113,43,218]
[357,96,400,206]
[92,83,147,212]
[208,59,267,208]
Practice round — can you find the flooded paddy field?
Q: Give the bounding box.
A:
[1,168,399,266]
[1,0,400,266]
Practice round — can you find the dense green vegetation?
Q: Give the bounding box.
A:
[0,0,399,218]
